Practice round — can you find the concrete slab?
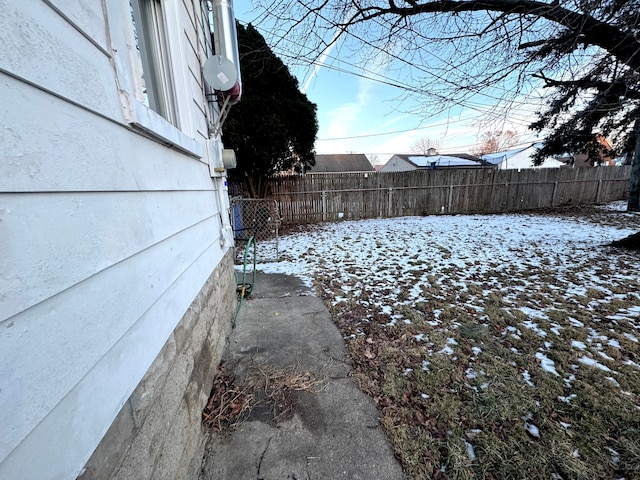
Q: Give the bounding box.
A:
[200,271,405,480]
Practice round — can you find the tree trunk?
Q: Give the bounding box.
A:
[244,172,261,198]
[628,117,640,211]
[243,174,272,198]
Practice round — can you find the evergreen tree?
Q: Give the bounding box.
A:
[222,23,318,197]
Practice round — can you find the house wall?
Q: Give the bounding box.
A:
[496,153,564,170]
[0,1,235,479]
[495,149,537,169]
[379,155,416,172]
[78,251,235,479]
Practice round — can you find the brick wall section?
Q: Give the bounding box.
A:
[78,251,236,479]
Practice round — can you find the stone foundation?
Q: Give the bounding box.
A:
[78,250,236,479]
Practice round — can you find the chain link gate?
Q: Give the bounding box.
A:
[230,197,280,263]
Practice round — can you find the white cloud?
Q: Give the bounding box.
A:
[323,78,375,138]
[301,32,342,94]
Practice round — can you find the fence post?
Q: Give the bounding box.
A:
[595,179,602,203]
[447,185,454,213]
[322,190,327,222]
[505,183,510,210]
[551,181,558,206]
[387,188,393,217]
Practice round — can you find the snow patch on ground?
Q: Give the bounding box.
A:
[536,352,560,376]
[254,203,640,409]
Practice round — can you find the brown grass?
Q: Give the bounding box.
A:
[312,206,640,479]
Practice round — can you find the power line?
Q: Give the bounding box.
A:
[236,17,546,145]
[270,37,541,135]
[239,18,542,112]
[316,115,485,141]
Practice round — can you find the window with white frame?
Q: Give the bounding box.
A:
[130,0,178,125]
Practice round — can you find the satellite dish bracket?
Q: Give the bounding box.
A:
[211,94,232,138]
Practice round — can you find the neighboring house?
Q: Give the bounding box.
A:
[1,2,241,479]
[569,135,616,167]
[482,143,565,169]
[380,153,488,172]
[307,153,375,173]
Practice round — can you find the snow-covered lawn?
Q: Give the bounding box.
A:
[256,202,640,479]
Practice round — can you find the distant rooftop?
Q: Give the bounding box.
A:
[307,154,375,173]
[390,153,488,169]
[407,155,481,168]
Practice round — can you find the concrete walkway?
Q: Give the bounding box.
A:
[199,272,405,480]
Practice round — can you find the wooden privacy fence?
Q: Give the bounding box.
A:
[267,166,632,224]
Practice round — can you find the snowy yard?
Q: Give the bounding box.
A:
[256,202,640,479]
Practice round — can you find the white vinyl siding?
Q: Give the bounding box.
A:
[0,0,230,478]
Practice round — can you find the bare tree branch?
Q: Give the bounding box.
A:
[343,0,639,72]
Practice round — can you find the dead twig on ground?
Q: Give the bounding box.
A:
[203,362,326,431]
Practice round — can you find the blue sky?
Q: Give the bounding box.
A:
[233,1,546,164]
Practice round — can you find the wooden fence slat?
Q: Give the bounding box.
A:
[267,167,632,224]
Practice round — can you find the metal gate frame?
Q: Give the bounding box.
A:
[230,197,280,262]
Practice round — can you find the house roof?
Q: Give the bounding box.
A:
[482,144,534,165]
[481,143,563,169]
[308,154,375,173]
[392,153,488,168]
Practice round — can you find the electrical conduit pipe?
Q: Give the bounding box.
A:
[211,0,242,104]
